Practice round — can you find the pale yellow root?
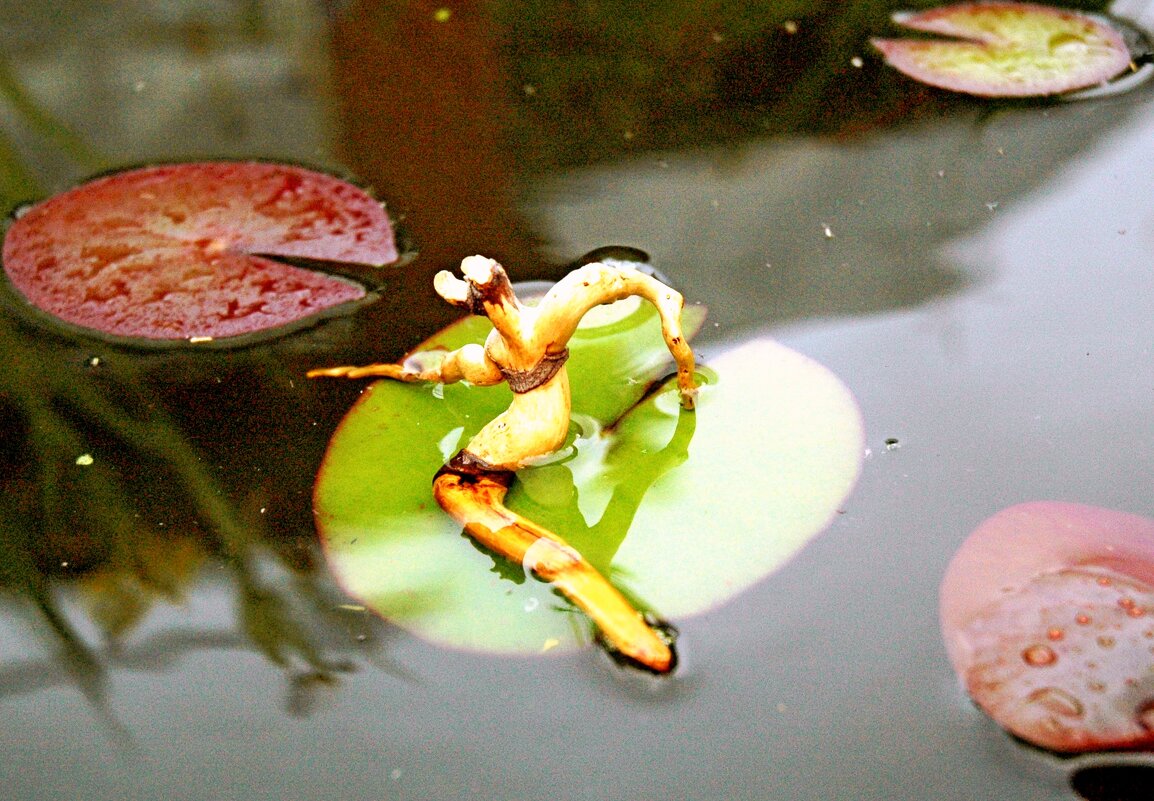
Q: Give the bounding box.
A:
[309,256,694,672]
[433,470,674,673]
[306,363,414,380]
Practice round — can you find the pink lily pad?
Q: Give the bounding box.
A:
[872,2,1132,97]
[2,162,397,342]
[941,501,1154,753]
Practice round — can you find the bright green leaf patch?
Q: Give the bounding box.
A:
[314,302,863,658]
[872,2,1132,97]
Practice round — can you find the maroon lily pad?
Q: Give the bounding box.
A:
[941,501,1154,753]
[872,2,1132,97]
[2,162,397,342]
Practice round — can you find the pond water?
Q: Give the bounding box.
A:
[2,1,1154,799]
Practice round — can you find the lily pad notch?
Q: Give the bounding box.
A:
[1,161,399,344]
[871,2,1135,97]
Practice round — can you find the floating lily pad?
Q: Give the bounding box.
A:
[1,162,396,342]
[941,501,1154,753]
[872,2,1132,97]
[314,301,863,658]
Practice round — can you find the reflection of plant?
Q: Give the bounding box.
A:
[492,0,948,166]
[0,308,374,716]
[0,52,104,210]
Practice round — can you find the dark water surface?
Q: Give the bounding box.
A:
[2,2,1153,799]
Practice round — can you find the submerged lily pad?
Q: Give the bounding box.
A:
[1,162,396,342]
[314,301,863,658]
[941,502,1154,753]
[871,2,1132,97]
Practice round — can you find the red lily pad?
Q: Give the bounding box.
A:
[872,2,1132,97]
[941,502,1154,753]
[2,162,397,342]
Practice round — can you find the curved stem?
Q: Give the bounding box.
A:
[434,465,674,672]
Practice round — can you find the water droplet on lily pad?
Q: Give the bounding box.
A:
[2,162,397,342]
[314,301,864,659]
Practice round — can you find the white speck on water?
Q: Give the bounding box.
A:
[75,453,94,466]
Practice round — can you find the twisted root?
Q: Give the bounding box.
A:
[434,452,676,673]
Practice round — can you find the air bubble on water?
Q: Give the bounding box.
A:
[1022,644,1058,666]
[523,597,540,612]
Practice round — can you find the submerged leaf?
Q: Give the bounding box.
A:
[872,2,1131,97]
[1,162,396,342]
[314,302,863,658]
[941,502,1154,753]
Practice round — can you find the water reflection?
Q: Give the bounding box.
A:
[0,3,1146,796]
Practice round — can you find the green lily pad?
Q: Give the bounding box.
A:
[871,2,1132,97]
[314,301,863,657]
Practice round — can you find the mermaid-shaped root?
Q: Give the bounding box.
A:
[434,452,675,673]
